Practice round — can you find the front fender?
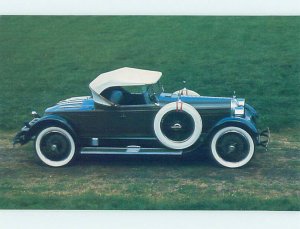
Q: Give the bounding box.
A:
[207,117,259,144]
[14,115,77,145]
[29,114,77,138]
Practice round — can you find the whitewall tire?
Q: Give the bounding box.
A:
[154,102,202,149]
[35,126,76,167]
[210,126,255,168]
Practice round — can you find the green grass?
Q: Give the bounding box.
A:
[0,16,300,130]
[0,130,299,210]
[0,16,299,210]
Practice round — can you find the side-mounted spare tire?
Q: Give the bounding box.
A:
[154,101,202,149]
[173,88,200,97]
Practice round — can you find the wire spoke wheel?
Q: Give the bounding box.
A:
[35,126,76,167]
[216,132,250,162]
[40,132,71,161]
[210,126,255,168]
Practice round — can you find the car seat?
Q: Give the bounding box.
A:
[109,89,124,104]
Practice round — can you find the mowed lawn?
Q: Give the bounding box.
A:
[0,130,299,210]
[0,16,299,210]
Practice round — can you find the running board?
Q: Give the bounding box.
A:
[80,146,182,155]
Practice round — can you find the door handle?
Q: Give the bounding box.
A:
[120,113,126,118]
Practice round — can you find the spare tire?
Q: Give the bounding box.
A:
[154,101,202,149]
[173,88,200,97]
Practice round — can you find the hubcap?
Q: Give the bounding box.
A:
[160,111,195,142]
[228,144,236,153]
[171,123,182,129]
[51,144,57,151]
[40,131,71,161]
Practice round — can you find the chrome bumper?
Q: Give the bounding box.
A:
[13,117,40,146]
[258,127,270,149]
[13,130,27,146]
[13,126,31,146]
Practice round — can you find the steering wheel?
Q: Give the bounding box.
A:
[145,86,158,103]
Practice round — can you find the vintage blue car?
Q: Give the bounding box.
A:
[14,67,269,168]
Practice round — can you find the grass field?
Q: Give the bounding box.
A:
[0,130,299,210]
[0,16,299,210]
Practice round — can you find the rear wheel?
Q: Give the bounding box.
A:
[210,126,255,168]
[35,126,76,167]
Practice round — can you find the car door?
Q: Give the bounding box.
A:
[68,103,160,139]
[116,104,160,138]
[63,105,122,138]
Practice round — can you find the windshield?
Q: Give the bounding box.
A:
[146,80,164,96]
[99,82,164,106]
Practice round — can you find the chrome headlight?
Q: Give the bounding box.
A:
[234,106,245,116]
[31,111,40,118]
[237,98,245,106]
[231,98,245,116]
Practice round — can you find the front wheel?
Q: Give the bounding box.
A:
[210,126,255,168]
[35,126,77,167]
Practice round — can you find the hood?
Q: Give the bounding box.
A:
[159,93,232,109]
[45,96,94,113]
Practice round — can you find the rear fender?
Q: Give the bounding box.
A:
[206,117,260,144]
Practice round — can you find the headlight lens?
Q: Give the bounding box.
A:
[237,98,245,106]
[234,106,245,116]
[231,98,245,116]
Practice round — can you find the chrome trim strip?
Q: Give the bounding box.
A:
[80,147,182,155]
[58,101,83,105]
[59,105,82,108]
[100,137,157,140]
[193,104,230,109]
[59,101,83,104]
[231,98,237,116]
[57,96,90,105]
[59,103,83,106]
[60,98,86,101]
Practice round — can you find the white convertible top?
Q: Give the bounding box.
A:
[89,67,162,105]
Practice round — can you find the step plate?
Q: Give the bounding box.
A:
[80,146,183,155]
